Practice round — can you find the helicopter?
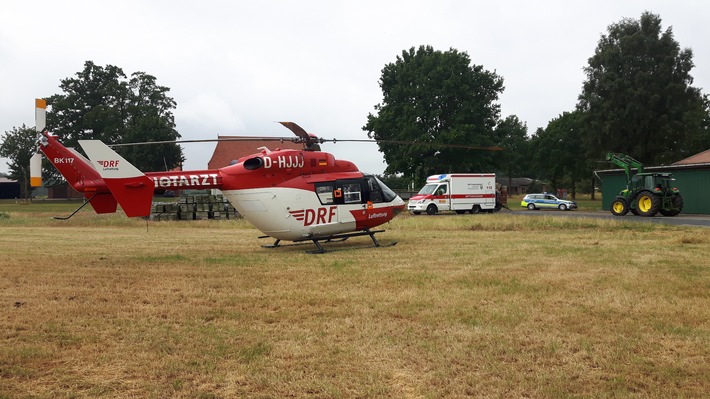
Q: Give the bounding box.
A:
[30,99,407,253]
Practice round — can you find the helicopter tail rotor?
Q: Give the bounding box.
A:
[30,99,46,187]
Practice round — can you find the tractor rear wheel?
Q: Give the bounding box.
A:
[611,197,629,216]
[660,194,684,216]
[635,190,660,217]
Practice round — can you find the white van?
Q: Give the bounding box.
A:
[408,173,499,215]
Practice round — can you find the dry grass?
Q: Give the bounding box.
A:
[1,208,709,398]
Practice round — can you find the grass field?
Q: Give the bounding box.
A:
[1,201,709,398]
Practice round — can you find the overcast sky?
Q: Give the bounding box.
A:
[2,1,709,176]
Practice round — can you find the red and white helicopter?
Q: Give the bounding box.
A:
[30,99,406,253]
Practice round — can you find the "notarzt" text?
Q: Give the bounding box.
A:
[152,174,220,188]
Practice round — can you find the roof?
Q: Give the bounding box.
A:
[207,136,304,169]
[673,149,710,165]
[0,177,18,184]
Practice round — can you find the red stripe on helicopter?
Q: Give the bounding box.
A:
[350,205,402,230]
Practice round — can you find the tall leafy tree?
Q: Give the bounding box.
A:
[494,115,529,190]
[0,125,38,198]
[364,45,505,183]
[531,111,588,198]
[578,12,709,165]
[118,72,183,172]
[46,61,183,174]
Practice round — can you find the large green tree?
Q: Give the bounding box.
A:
[494,115,529,191]
[531,111,588,198]
[363,46,505,183]
[0,125,38,198]
[46,61,183,173]
[578,12,709,165]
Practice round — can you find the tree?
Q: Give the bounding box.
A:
[494,115,529,191]
[46,61,183,174]
[364,46,505,183]
[531,111,588,198]
[0,125,38,198]
[118,72,183,172]
[578,12,709,165]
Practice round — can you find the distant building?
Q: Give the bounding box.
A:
[48,183,84,199]
[0,177,21,199]
[596,149,710,214]
[496,177,534,195]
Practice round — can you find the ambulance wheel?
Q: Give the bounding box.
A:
[426,204,438,215]
[470,205,481,214]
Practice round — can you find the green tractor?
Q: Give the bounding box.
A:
[606,153,683,217]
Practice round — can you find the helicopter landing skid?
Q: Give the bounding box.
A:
[260,229,396,254]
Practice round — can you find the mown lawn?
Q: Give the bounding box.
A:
[1,206,708,398]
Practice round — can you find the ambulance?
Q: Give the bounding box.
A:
[408,173,499,215]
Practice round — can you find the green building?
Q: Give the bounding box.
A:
[596,150,710,215]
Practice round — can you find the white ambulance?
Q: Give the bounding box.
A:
[408,173,499,215]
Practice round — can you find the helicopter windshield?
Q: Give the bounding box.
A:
[373,176,398,202]
[417,184,438,195]
[361,174,398,203]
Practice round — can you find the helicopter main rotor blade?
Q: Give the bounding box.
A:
[322,138,503,151]
[108,136,300,147]
[278,122,310,141]
[109,136,502,151]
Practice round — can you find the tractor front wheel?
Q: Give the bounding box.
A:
[635,190,660,217]
[611,197,629,216]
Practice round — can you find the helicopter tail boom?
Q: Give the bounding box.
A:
[37,132,119,214]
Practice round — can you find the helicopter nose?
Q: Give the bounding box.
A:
[392,196,406,216]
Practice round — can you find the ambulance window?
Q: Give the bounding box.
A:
[315,183,335,205]
[418,184,437,195]
[343,183,362,203]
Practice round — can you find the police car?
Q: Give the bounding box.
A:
[521,193,577,211]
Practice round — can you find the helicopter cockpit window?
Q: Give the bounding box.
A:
[374,176,397,202]
[315,183,335,205]
[366,176,383,202]
[343,183,362,204]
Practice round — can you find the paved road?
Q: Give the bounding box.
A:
[512,209,710,228]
